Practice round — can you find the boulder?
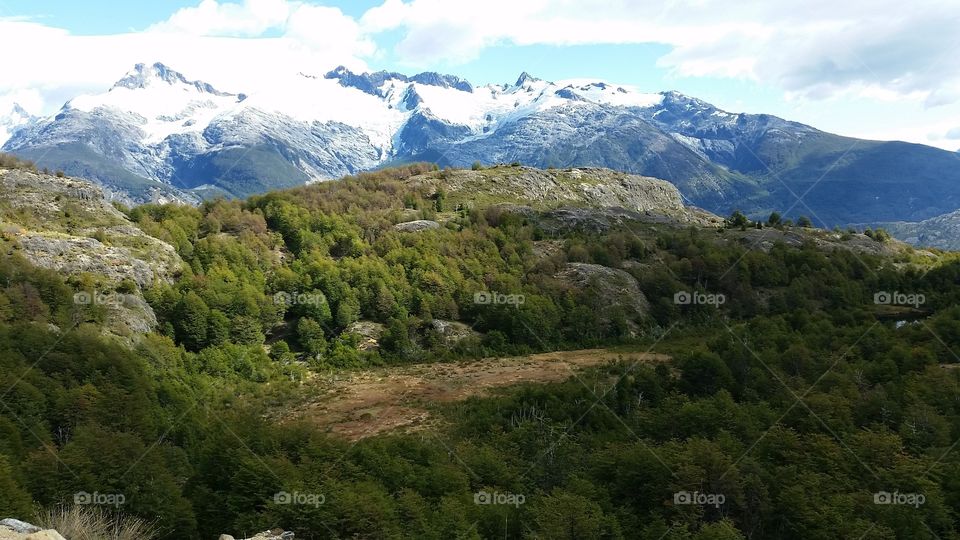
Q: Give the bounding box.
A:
[25,532,66,540]
[0,520,40,534]
[555,262,649,318]
[0,521,66,540]
[429,319,479,345]
[343,321,386,351]
[393,220,440,232]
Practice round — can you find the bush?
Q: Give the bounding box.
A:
[471,161,483,170]
[36,506,157,540]
[873,228,891,242]
[727,210,749,228]
[0,152,36,171]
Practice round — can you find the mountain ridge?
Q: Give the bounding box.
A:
[4,62,960,234]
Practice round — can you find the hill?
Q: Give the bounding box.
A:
[1,163,959,538]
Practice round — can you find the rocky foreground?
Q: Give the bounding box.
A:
[0,519,64,540]
[0,518,296,540]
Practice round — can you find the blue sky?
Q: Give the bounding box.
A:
[1,0,958,149]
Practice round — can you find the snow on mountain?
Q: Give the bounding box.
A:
[0,103,36,146]
[3,62,674,200]
[67,63,245,146]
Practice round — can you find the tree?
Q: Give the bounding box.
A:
[679,350,735,396]
[380,317,412,358]
[296,289,333,327]
[335,293,361,328]
[767,211,782,226]
[797,215,813,228]
[176,291,209,351]
[207,309,231,346]
[230,316,264,345]
[0,455,32,517]
[728,210,749,228]
[530,490,620,539]
[873,228,891,242]
[297,317,328,356]
[269,340,291,361]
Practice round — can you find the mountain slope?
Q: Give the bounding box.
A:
[872,209,960,250]
[0,164,183,334]
[0,103,35,145]
[6,63,960,228]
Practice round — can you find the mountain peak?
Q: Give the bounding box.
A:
[111,62,233,96]
[515,72,541,86]
[9,103,29,117]
[325,66,473,95]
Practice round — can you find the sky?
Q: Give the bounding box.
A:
[1,0,958,150]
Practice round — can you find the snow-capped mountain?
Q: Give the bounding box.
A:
[0,103,36,146]
[6,62,960,226]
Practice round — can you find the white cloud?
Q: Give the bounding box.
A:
[148,0,293,36]
[940,126,960,141]
[360,0,960,106]
[0,1,373,116]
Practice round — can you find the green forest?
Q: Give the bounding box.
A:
[2,164,960,538]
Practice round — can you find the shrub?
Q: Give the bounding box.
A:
[36,506,157,540]
[0,152,36,171]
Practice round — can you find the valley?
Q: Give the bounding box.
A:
[1,159,959,539]
[3,3,960,538]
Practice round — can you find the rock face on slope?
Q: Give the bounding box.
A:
[555,263,650,318]
[0,167,183,335]
[393,219,441,232]
[870,209,960,250]
[404,165,720,227]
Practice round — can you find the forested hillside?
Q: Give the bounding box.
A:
[1,162,959,539]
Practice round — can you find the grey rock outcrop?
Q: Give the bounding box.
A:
[393,220,440,232]
[555,263,649,318]
[0,520,66,540]
[406,166,719,226]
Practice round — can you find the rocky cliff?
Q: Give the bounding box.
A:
[0,167,183,335]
